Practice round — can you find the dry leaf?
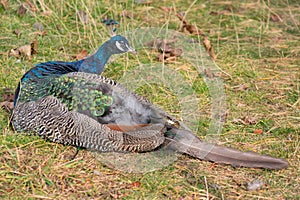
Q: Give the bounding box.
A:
[235,115,258,125]
[17,45,31,59]
[176,12,188,25]
[243,116,257,125]
[76,49,88,60]
[8,40,38,60]
[176,12,216,60]
[126,181,141,188]
[253,129,264,134]
[160,6,174,12]
[31,40,38,54]
[0,101,14,112]
[170,48,183,57]
[17,4,27,16]
[9,45,31,60]
[270,14,282,22]
[2,89,14,102]
[145,38,182,63]
[1,0,8,10]
[203,37,216,60]
[176,12,204,36]
[25,0,38,12]
[1,88,15,112]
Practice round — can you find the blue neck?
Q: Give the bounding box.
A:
[78,41,112,74]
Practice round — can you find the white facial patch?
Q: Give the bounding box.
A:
[115,41,126,51]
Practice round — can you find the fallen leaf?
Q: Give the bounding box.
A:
[270,14,282,22]
[243,116,257,125]
[145,38,182,63]
[253,129,264,134]
[234,115,258,125]
[1,0,8,10]
[126,181,141,188]
[176,12,216,60]
[203,36,216,60]
[2,89,14,102]
[16,45,31,59]
[0,101,14,112]
[160,6,174,12]
[31,40,38,54]
[1,88,15,112]
[170,48,183,57]
[17,4,27,16]
[176,12,204,36]
[76,49,88,60]
[25,0,38,12]
[8,40,38,60]
[208,163,216,170]
[176,12,188,25]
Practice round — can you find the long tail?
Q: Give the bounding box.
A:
[165,128,288,169]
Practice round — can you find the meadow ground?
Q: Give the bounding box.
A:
[0,0,299,199]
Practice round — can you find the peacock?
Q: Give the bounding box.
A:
[12,70,288,169]
[14,34,136,105]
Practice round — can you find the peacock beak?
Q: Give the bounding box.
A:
[127,46,137,54]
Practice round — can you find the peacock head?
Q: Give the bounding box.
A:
[107,35,137,55]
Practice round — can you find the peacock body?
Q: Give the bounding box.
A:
[13,72,167,152]
[12,72,289,169]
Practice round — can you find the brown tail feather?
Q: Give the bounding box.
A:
[105,124,148,132]
[166,128,288,169]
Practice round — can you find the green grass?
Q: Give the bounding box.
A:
[1,0,299,199]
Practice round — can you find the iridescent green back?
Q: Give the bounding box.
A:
[17,75,113,117]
